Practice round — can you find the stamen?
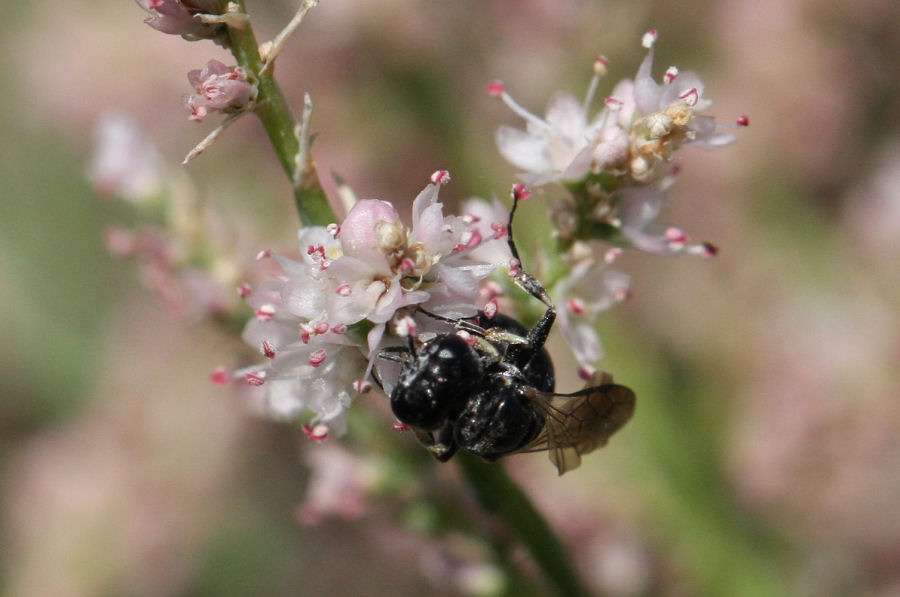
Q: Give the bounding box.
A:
[210,367,231,385]
[604,247,623,264]
[453,229,482,253]
[486,80,506,98]
[583,55,609,111]
[301,423,328,442]
[664,66,679,84]
[736,115,750,127]
[483,299,499,319]
[430,170,451,185]
[567,298,586,315]
[578,365,597,381]
[245,371,266,386]
[678,87,699,107]
[237,282,252,298]
[255,304,276,320]
[256,249,271,261]
[308,349,327,367]
[642,29,658,49]
[261,340,276,358]
[392,422,410,432]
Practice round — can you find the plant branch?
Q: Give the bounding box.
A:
[456,453,595,597]
[217,0,335,227]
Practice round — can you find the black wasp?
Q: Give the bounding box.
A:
[378,198,635,475]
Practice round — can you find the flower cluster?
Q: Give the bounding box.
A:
[230,173,503,436]
[491,30,746,257]
[135,0,229,44]
[184,60,254,122]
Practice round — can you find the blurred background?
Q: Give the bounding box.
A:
[2,0,899,595]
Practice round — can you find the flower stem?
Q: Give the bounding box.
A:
[456,453,594,597]
[218,0,335,227]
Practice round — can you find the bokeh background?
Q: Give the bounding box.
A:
[2,1,900,596]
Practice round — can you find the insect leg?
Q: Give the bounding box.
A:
[505,193,557,358]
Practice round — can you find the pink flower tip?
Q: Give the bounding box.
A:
[245,372,266,386]
[566,298,586,315]
[578,366,597,381]
[736,115,750,127]
[511,183,532,201]
[210,367,231,385]
[486,80,506,98]
[309,349,327,367]
[255,304,276,321]
[664,66,679,84]
[430,170,451,185]
[302,424,329,442]
[678,88,699,107]
[665,227,690,244]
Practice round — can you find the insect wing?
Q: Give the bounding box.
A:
[522,382,636,475]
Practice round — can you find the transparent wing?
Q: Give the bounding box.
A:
[519,373,636,475]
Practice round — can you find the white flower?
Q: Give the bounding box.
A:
[554,250,631,373]
[234,173,500,435]
[88,113,164,202]
[491,63,628,186]
[627,30,736,183]
[615,186,717,257]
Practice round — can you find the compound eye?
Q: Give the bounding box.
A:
[390,333,482,430]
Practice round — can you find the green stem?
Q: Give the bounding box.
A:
[219,0,336,226]
[456,453,594,597]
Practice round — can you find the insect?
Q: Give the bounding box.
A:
[379,197,635,475]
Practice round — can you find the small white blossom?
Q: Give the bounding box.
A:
[88,113,164,202]
[554,253,631,371]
